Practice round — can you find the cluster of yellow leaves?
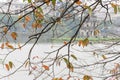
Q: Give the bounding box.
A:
[1,42,21,50]
[78,38,89,47]
[83,5,92,16]
[32,21,42,28]
[1,42,14,49]
[94,29,100,36]
[52,77,63,80]
[34,9,44,19]
[22,15,31,28]
[111,3,118,14]
[5,61,14,71]
[83,75,93,80]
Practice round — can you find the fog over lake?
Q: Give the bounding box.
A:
[0,43,119,80]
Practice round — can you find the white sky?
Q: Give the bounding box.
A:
[0,0,23,2]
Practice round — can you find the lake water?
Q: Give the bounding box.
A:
[0,43,120,80]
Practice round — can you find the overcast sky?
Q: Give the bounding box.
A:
[0,0,23,2]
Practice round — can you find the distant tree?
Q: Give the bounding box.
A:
[0,0,120,80]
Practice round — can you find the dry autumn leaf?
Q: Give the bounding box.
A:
[25,61,29,68]
[5,64,10,71]
[32,66,37,70]
[59,78,63,80]
[18,43,21,49]
[52,78,63,80]
[44,0,50,5]
[102,55,107,59]
[1,43,4,49]
[25,15,31,22]
[78,38,89,47]
[111,3,117,14]
[67,63,74,72]
[42,65,49,70]
[7,44,14,49]
[5,42,14,49]
[11,32,17,40]
[83,38,89,46]
[94,29,100,36]
[83,75,93,80]
[75,0,82,5]
[36,13,44,19]
[63,41,67,45]
[3,27,8,34]
[63,58,74,72]
[22,23,26,28]
[9,61,14,69]
[32,21,42,28]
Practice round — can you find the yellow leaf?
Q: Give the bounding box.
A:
[5,64,10,71]
[83,38,89,46]
[71,54,77,60]
[52,0,56,7]
[1,43,4,49]
[25,61,29,68]
[102,55,107,59]
[94,29,100,36]
[52,78,58,80]
[84,5,92,16]
[78,38,89,47]
[83,75,93,80]
[18,15,22,19]
[63,58,74,72]
[11,32,17,40]
[52,78,63,80]
[67,63,74,72]
[9,61,14,69]
[42,65,49,70]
